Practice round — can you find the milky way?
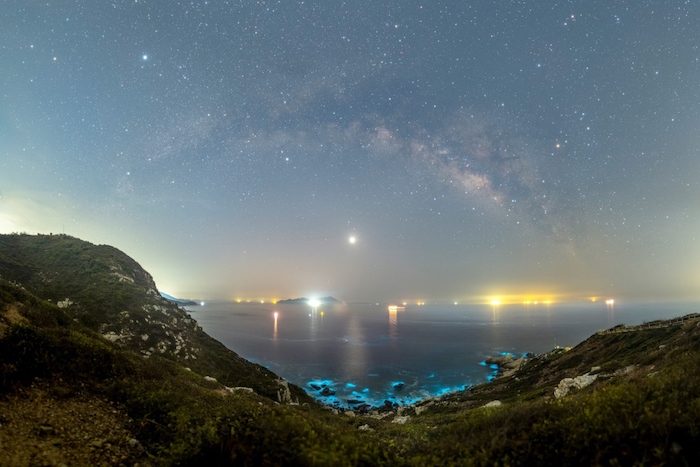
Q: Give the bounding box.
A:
[2,1,699,302]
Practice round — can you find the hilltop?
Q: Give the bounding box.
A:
[1,233,700,465]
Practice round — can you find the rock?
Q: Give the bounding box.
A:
[347,399,364,405]
[203,376,218,383]
[345,411,356,418]
[277,380,293,404]
[554,378,575,398]
[225,386,255,393]
[591,366,601,372]
[358,424,374,431]
[554,373,598,399]
[392,415,410,425]
[573,374,597,389]
[393,382,405,390]
[320,387,336,396]
[483,400,502,408]
[309,384,321,391]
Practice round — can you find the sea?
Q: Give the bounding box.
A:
[185,300,698,408]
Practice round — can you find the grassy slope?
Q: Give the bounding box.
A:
[2,233,700,465]
[0,278,393,466]
[0,234,309,402]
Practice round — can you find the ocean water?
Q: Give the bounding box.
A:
[187,301,698,408]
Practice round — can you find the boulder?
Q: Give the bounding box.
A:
[554,373,598,399]
[482,400,502,408]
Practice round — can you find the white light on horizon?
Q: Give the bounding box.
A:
[308,298,321,308]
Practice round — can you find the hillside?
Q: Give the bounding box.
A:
[1,233,700,465]
[0,233,307,402]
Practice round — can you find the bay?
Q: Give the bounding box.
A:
[187,301,698,408]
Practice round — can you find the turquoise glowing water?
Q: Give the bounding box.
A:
[187,301,698,408]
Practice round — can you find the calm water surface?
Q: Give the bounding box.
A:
[187,301,698,408]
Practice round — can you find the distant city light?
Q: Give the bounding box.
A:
[308,298,321,308]
[491,299,501,306]
[606,299,615,305]
[348,235,357,244]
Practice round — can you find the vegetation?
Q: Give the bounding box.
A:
[2,233,700,465]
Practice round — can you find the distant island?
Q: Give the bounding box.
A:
[160,292,200,306]
[276,296,341,305]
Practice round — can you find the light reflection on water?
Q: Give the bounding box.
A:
[188,301,698,408]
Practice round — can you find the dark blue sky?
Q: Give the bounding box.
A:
[2,1,699,302]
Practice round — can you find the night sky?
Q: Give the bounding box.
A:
[2,1,700,303]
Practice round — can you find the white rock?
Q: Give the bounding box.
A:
[483,400,502,408]
[415,406,429,415]
[392,415,410,425]
[554,373,598,399]
[573,374,597,389]
[102,332,121,343]
[204,376,218,383]
[358,424,374,431]
[225,386,254,393]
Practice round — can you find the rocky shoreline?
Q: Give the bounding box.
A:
[309,352,534,421]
